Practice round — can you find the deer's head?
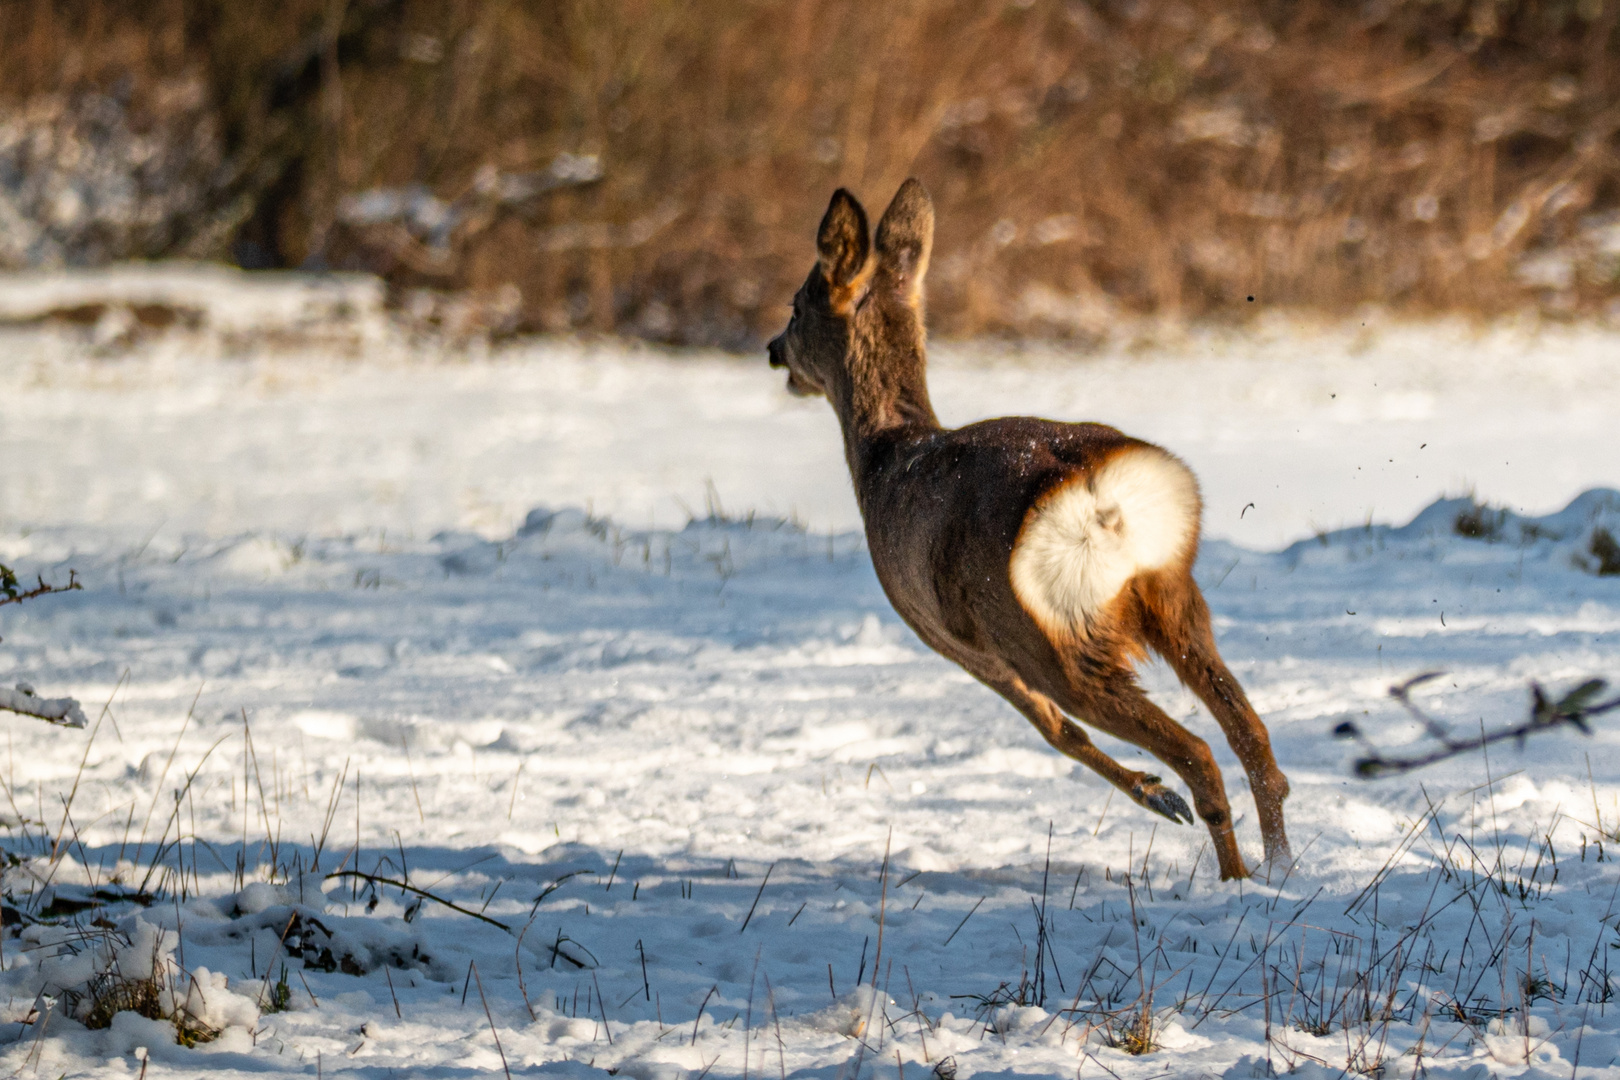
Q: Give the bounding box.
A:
[768,180,934,402]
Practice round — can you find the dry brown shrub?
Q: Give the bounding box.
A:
[3,0,1619,345]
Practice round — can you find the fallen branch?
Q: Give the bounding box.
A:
[324,870,511,931]
[0,684,88,728]
[325,869,596,967]
[0,563,87,727]
[1336,673,1620,778]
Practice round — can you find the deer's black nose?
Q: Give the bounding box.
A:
[767,335,786,368]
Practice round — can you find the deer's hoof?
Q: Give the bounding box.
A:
[1132,776,1194,825]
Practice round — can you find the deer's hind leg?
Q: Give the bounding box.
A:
[974,660,1250,880]
[984,671,1192,823]
[1136,572,1292,868]
[1041,666,1251,880]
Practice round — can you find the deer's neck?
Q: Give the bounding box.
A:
[828,334,940,490]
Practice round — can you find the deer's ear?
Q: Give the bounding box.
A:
[817,189,873,313]
[874,178,934,310]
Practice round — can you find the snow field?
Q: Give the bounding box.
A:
[4,311,1620,550]
[0,320,1618,1078]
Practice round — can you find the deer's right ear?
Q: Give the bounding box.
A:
[875,178,933,310]
[817,189,872,314]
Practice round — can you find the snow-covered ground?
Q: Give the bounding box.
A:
[4,312,1620,550]
[1,313,1619,1079]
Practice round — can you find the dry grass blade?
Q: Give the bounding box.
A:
[470,961,512,1080]
[739,861,777,934]
[310,758,351,872]
[132,684,204,858]
[49,678,122,860]
[942,896,984,947]
[691,984,718,1046]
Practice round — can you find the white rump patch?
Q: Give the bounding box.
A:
[1008,446,1200,637]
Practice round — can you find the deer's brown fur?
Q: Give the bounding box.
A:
[768,181,1290,879]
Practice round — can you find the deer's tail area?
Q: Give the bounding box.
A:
[1008,445,1201,639]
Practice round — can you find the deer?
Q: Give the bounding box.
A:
[767,180,1290,879]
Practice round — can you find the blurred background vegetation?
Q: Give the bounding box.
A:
[2,0,1618,346]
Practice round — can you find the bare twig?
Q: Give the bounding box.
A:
[0,565,80,608]
[325,870,510,930]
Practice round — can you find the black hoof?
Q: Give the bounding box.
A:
[1131,776,1194,825]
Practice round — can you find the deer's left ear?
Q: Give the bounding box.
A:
[817,189,873,315]
[875,178,934,310]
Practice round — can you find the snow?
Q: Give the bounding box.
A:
[0,263,385,338]
[4,311,1620,549]
[0,311,1618,1079]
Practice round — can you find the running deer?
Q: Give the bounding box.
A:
[767,181,1290,879]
